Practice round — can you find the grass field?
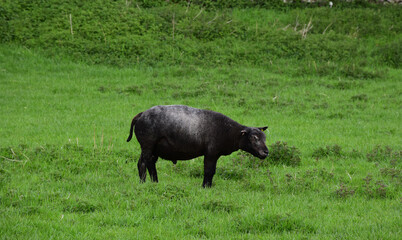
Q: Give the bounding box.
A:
[1,44,401,239]
[1,1,401,239]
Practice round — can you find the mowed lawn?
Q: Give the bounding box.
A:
[0,45,401,239]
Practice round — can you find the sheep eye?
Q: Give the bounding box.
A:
[253,135,259,141]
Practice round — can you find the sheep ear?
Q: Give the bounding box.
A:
[258,126,268,131]
[241,130,247,136]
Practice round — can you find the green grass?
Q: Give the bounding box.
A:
[0,1,401,238]
[2,1,401,68]
[1,44,401,239]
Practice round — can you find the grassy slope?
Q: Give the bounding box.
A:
[1,45,401,239]
[2,1,401,68]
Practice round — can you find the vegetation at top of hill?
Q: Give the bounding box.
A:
[1,0,401,71]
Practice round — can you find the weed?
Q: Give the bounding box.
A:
[319,168,335,181]
[312,144,342,159]
[380,167,401,183]
[363,174,374,196]
[366,146,400,163]
[362,174,390,199]
[268,141,301,166]
[334,183,355,199]
[375,180,388,198]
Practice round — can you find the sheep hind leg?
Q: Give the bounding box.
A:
[138,151,151,183]
[146,154,159,183]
